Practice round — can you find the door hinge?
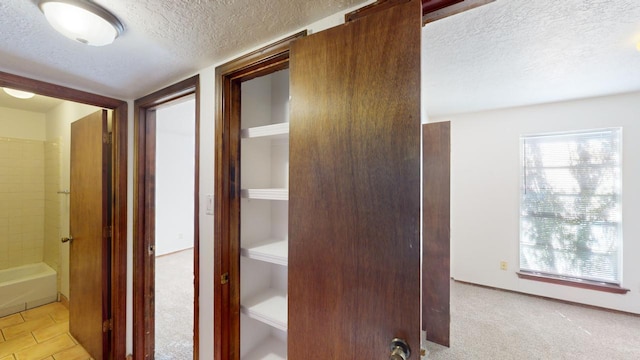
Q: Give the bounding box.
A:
[102,319,112,332]
[221,272,229,285]
[103,132,112,144]
[104,225,112,239]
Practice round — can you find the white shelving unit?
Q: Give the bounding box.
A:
[243,336,287,360]
[241,238,288,266]
[240,188,288,201]
[240,288,287,331]
[239,68,290,359]
[241,122,289,139]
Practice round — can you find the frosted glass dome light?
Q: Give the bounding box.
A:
[38,0,124,46]
[3,88,35,99]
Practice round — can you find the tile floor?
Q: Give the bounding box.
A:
[0,302,92,360]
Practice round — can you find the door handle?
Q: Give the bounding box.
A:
[390,338,411,360]
[61,236,73,243]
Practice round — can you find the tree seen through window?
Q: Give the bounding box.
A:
[520,129,622,283]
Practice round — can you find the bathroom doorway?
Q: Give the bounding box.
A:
[0,72,127,359]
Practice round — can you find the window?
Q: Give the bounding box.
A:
[519,128,622,284]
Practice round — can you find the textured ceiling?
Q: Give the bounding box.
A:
[0,0,638,115]
[0,0,366,99]
[422,0,640,116]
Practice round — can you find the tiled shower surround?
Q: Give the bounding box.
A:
[0,137,59,271]
[44,140,61,287]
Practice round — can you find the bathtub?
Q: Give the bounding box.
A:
[0,263,57,317]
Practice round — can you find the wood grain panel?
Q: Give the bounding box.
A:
[289,0,421,358]
[69,110,109,360]
[422,121,451,347]
[422,0,463,14]
[422,0,495,24]
[111,103,128,360]
[346,0,490,24]
[144,109,156,359]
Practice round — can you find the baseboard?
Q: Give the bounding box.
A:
[451,278,640,317]
[58,292,69,308]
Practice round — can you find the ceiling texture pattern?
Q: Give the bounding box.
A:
[0,0,639,116]
[0,0,365,99]
[423,0,640,116]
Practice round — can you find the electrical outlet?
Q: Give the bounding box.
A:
[500,261,508,271]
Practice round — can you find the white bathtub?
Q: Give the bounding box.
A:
[0,263,57,317]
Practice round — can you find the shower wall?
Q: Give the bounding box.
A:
[0,102,100,298]
[43,140,61,284]
[0,107,46,271]
[0,137,45,270]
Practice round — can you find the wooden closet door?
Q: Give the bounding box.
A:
[288,0,421,358]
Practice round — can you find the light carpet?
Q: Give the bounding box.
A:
[425,281,640,359]
[155,248,194,360]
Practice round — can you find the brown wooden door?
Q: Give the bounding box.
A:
[288,0,422,358]
[422,122,451,347]
[69,110,111,360]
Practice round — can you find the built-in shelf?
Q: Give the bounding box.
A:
[240,69,290,359]
[241,123,289,139]
[241,239,288,266]
[241,288,287,331]
[241,188,288,201]
[243,336,287,360]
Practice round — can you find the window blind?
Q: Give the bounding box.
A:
[519,128,622,284]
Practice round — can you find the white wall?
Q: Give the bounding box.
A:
[45,101,103,299]
[431,91,640,314]
[155,99,196,256]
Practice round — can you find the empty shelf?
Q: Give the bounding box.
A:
[243,336,287,360]
[241,188,288,200]
[241,239,288,266]
[241,288,287,331]
[241,123,289,139]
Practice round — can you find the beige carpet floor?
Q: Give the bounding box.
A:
[155,248,194,360]
[425,281,640,359]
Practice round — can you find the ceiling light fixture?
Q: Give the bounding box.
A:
[3,88,36,99]
[38,0,124,46]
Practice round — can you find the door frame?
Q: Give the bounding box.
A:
[133,75,200,360]
[0,71,128,359]
[213,30,306,360]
